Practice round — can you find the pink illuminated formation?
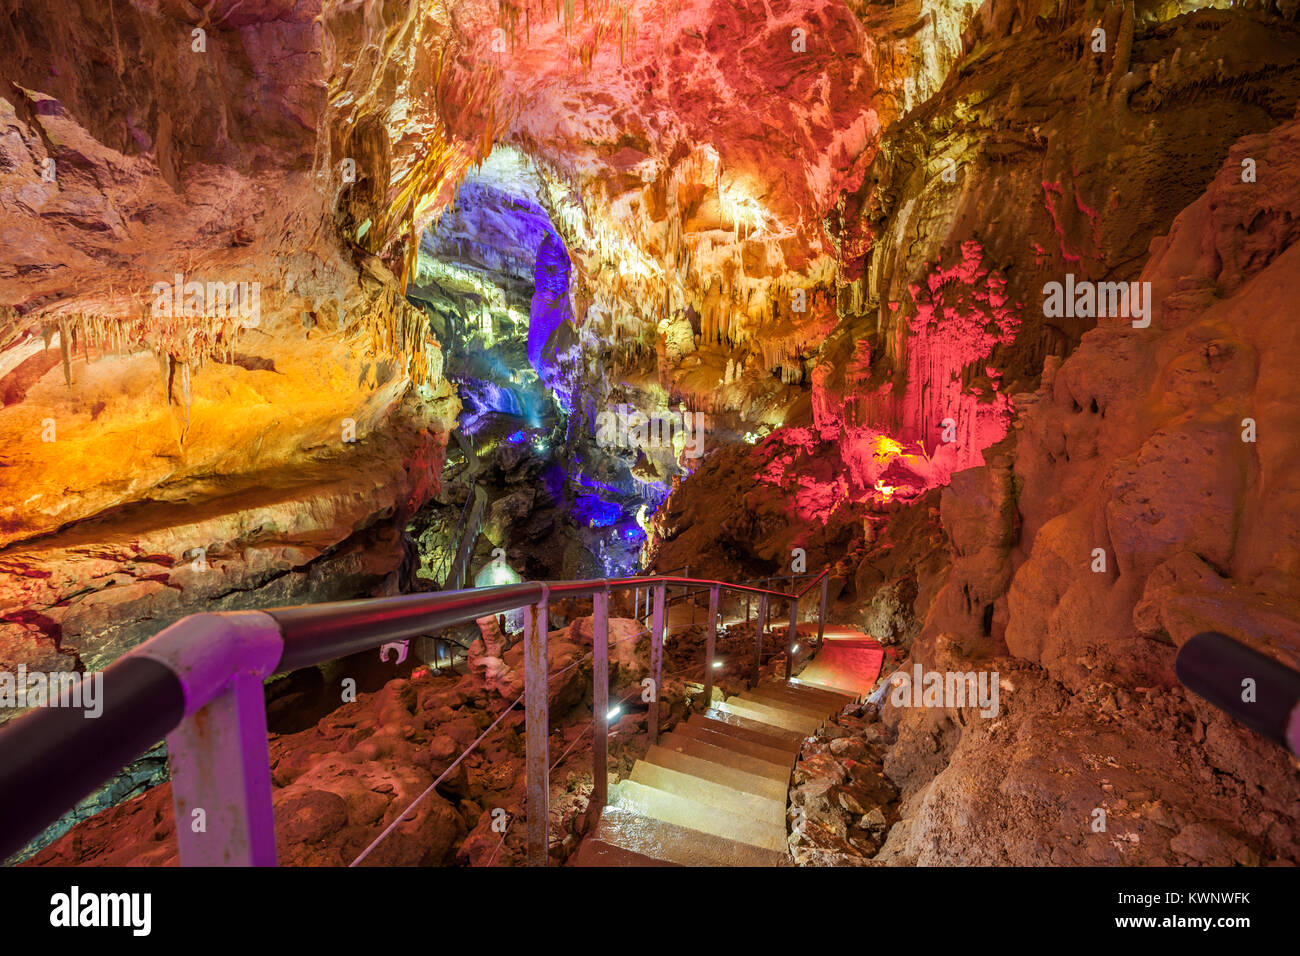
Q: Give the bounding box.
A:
[795,241,1021,508]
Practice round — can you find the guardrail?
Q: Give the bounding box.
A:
[1176,631,1300,758]
[637,568,830,681]
[0,569,831,867]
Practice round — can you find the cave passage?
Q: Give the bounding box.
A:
[405,145,669,589]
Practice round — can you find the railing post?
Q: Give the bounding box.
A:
[523,587,550,867]
[818,575,828,643]
[136,612,283,867]
[702,585,719,709]
[785,598,799,679]
[753,593,768,686]
[167,673,278,866]
[591,588,610,819]
[649,583,666,745]
[683,566,691,624]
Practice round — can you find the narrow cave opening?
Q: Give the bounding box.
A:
[402,145,670,620]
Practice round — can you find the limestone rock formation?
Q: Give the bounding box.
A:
[879,110,1300,866]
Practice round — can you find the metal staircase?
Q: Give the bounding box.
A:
[440,484,486,592]
[432,429,487,593]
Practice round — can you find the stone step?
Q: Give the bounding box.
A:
[743,690,843,721]
[759,679,857,709]
[644,744,788,802]
[740,688,837,720]
[792,677,863,699]
[630,761,785,828]
[659,731,790,782]
[686,713,802,755]
[613,779,786,853]
[719,697,823,735]
[701,708,807,747]
[573,837,678,867]
[675,721,795,768]
[587,805,787,867]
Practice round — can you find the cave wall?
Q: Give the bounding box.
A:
[0,0,477,694]
[877,110,1300,866]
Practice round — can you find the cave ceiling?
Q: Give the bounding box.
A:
[3,0,1300,546]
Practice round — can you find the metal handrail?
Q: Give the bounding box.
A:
[1176,631,1300,757]
[638,567,831,652]
[0,567,832,867]
[628,565,687,620]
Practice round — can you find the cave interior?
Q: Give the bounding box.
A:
[0,0,1299,871]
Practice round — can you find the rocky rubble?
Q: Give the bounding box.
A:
[788,701,900,866]
[874,653,1298,865]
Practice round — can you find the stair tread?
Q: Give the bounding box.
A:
[758,679,856,707]
[659,731,791,782]
[791,678,863,699]
[676,721,795,767]
[645,745,788,801]
[630,761,785,826]
[743,692,842,721]
[614,779,786,852]
[740,688,838,719]
[686,713,803,754]
[720,697,822,734]
[702,708,807,746]
[780,681,863,702]
[590,805,787,867]
[574,838,679,867]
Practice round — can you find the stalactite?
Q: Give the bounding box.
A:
[58,318,72,385]
[1113,1,1135,80]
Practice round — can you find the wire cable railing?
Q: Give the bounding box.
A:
[351,651,590,867]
